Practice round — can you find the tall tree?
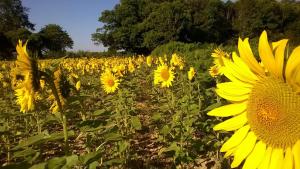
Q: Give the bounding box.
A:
[0,0,34,32]
[92,0,149,53]
[39,24,73,53]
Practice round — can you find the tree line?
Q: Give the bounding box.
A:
[0,0,73,59]
[92,0,300,54]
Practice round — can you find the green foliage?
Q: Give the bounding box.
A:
[0,0,34,32]
[151,41,200,56]
[39,24,74,53]
[0,0,73,59]
[93,0,300,54]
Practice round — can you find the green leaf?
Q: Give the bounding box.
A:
[13,148,36,158]
[103,158,124,166]
[151,112,162,121]
[29,162,46,169]
[158,142,180,155]
[47,157,66,169]
[130,116,142,130]
[104,132,122,142]
[118,141,129,153]
[160,125,171,136]
[92,109,106,116]
[46,130,75,142]
[88,161,99,169]
[13,132,50,150]
[79,150,102,166]
[62,155,79,169]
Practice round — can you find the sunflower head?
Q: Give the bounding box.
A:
[154,64,175,88]
[49,68,71,113]
[15,40,40,91]
[208,31,300,168]
[100,69,120,94]
[170,53,184,69]
[54,68,71,99]
[12,40,40,113]
[209,65,220,77]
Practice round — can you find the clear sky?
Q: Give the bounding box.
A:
[22,0,120,52]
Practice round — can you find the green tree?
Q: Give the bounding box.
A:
[186,0,233,43]
[0,0,34,32]
[142,1,190,51]
[0,0,34,59]
[92,0,233,54]
[39,24,73,55]
[92,0,150,53]
[5,28,32,45]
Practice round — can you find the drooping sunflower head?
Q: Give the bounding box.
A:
[49,68,71,113]
[100,69,120,94]
[15,40,40,91]
[154,64,175,88]
[208,30,300,168]
[11,40,40,113]
[54,68,71,99]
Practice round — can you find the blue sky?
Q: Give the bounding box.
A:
[22,0,120,51]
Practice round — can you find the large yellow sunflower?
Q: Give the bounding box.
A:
[154,64,175,88]
[100,70,120,94]
[13,40,40,112]
[208,31,300,169]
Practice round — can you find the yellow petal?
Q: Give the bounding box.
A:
[223,57,257,84]
[215,87,249,102]
[222,68,253,88]
[217,82,251,94]
[224,147,236,158]
[292,140,300,169]
[238,38,265,75]
[232,52,258,81]
[258,147,272,169]
[231,131,257,168]
[285,46,300,85]
[214,112,248,131]
[269,148,284,169]
[259,30,276,76]
[283,147,293,169]
[220,125,250,152]
[207,102,247,117]
[274,39,288,79]
[242,141,266,169]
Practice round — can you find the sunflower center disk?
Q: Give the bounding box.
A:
[107,79,115,87]
[247,77,300,148]
[160,69,170,81]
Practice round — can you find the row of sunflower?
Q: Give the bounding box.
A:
[0,30,299,168]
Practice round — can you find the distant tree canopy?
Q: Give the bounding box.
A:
[92,0,300,54]
[0,0,73,59]
[0,0,34,32]
[39,24,73,53]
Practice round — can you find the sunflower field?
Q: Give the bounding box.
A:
[1,31,300,169]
